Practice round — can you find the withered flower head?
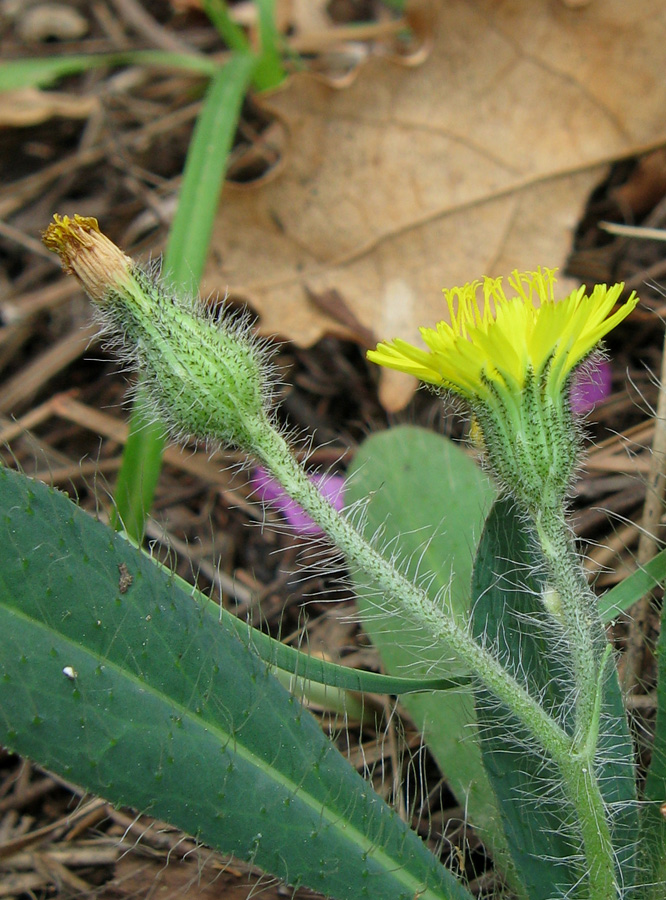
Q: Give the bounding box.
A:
[42,214,132,304]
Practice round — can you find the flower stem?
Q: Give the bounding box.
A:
[531,510,620,898]
[533,506,608,747]
[250,421,564,750]
[248,420,620,897]
[561,755,618,900]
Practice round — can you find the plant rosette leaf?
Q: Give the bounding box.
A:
[0,466,473,900]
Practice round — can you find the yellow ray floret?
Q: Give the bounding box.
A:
[367,269,638,404]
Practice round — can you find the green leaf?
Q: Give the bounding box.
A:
[598,548,666,624]
[201,0,252,56]
[0,52,217,92]
[155,562,472,696]
[227,615,472,694]
[0,466,474,900]
[110,408,166,543]
[345,427,518,880]
[112,54,256,539]
[471,497,637,900]
[162,54,256,294]
[199,0,285,91]
[636,582,666,898]
[253,0,287,90]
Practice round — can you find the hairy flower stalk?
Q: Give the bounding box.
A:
[45,220,629,899]
[42,216,563,737]
[368,268,638,900]
[367,270,637,729]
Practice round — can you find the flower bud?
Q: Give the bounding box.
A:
[43,215,274,451]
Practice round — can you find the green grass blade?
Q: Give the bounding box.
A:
[162,53,256,292]
[598,548,666,624]
[109,407,166,538]
[111,54,256,538]
[0,466,474,900]
[253,0,287,90]
[0,51,217,91]
[636,579,666,897]
[201,0,251,55]
[200,0,285,91]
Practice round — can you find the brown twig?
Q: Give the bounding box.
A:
[621,322,666,692]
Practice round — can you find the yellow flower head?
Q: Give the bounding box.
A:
[367,268,638,406]
[368,269,638,509]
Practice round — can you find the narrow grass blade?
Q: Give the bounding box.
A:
[201,0,252,55]
[110,407,165,540]
[254,0,287,90]
[111,54,256,538]
[0,466,474,900]
[162,53,256,293]
[636,587,666,898]
[0,52,217,91]
[598,548,666,624]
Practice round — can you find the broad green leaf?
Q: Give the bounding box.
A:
[220,609,472,694]
[471,497,637,900]
[344,427,517,880]
[0,466,474,900]
[157,563,473,695]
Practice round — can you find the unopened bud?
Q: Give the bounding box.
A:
[43,215,275,451]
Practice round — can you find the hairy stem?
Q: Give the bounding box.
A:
[249,420,620,897]
[561,755,618,900]
[530,509,620,898]
[251,422,565,754]
[246,422,619,900]
[533,506,608,747]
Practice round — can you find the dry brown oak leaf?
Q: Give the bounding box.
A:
[201,0,666,410]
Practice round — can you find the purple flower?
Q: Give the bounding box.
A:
[570,358,612,415]
[251,467,345,536]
